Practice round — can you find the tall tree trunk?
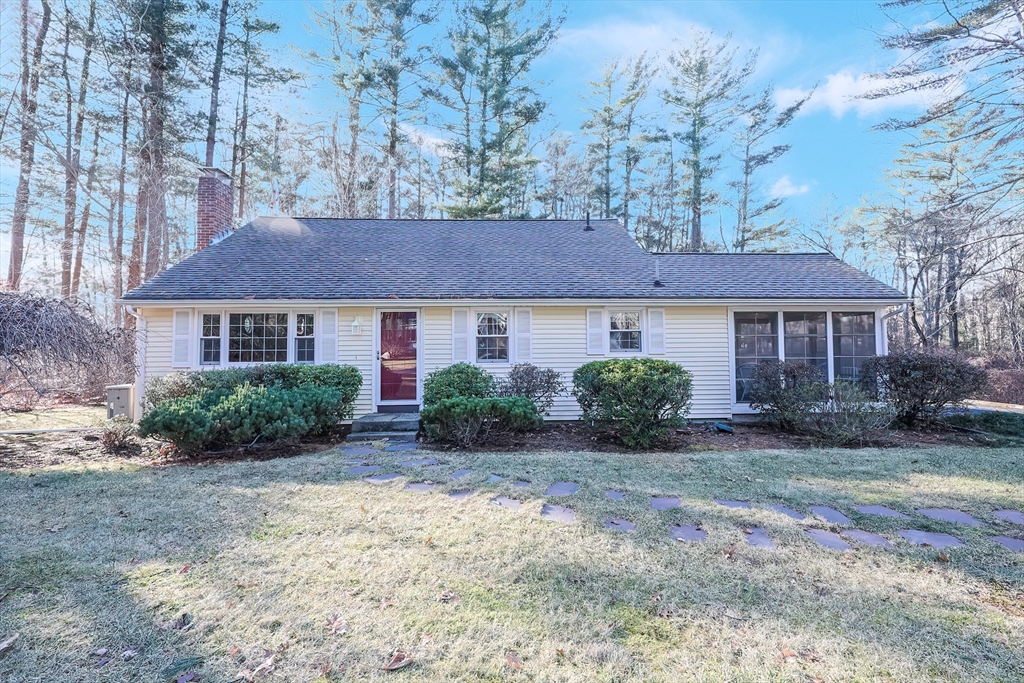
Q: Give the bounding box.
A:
[345,83,362,217]
[71,128,100,299]
[113,66,131,326]
[388,112,398,219]
[204,0,229,167]
[127,108,149,298]
[6,0,51,290]
[143,1,167,280]
[237,33,251,220]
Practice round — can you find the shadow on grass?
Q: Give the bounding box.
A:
[1,446,1022,681]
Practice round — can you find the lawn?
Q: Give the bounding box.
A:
[0,405,107,431]
[1,446,1021,682]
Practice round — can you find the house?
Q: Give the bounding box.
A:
[120,169,907,420]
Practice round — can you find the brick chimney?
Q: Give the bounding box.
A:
[197,167,233,250]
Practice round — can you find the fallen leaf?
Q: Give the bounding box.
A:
[424,536,433,545]
[436,590,458,603]
[780,646,797,662]
[556,648,565,657]
[381,598,395,609]
[722,544,737,559]
[742,528,753,535]
[325,559,333,567]
[227,647,240,657]
[345,588,361,597]
[93,648,108,656]
[326,615,348,636]
[735,627,746,635]
[937,553,951,563]
[0,633,19,657]
[236,581,258,588]
[94,658,111,668]
[121,648,139,661]
[506,651,524,670]
[382,651,413,671]
[799,650,821,662]
[179,565,191,574]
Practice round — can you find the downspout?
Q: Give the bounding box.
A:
[124,304,146,421]
[879,303,909,356]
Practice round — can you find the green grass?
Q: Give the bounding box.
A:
[1,446,1022,681]
[0,405,106,431]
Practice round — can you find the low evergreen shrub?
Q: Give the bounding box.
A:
[860,351,987,426]
[572,358,693,449]
[421,396,541,446]
[422,363,495,407]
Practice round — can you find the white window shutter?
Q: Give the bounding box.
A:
[319,309,338,363]
[515,308,532,362]
[452,308,470,362]
[171,309,192,368]
[587,309,605,355]
[648,308,666,354]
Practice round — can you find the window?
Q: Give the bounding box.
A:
[833,312,876,381]
[200,314,221,365]
[228,313,288,363]
[734,312,778,402]
[476,312,508,362]
[609,311,642,352]
[783,312,827,374]
[295,313,315,364]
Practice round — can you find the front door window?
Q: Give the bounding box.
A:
[380,311,417,401]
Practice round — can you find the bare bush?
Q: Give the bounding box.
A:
[0,293,135,408]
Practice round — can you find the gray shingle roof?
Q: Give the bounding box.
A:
[122,217,905,302]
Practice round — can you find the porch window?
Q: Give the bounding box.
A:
[833,312,876,380]
[295,313,315,364]
[228,313,288,363]
[734,312,778,402]
[200,314,221,365]
[609,311,642,352]
[476,312,509,362]
[783,312,827,374]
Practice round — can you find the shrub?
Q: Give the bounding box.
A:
[100,415,138,451]
[421,396,541,446]
[144,364,361,420]
[860,351,987,426]
[495,363,563,414]
[747,360,828,432]
[572,358,693,449]
[422,363,495,407]
[807,381,894,446]
[138,384,345,452]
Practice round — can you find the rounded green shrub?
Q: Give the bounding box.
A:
[572,358,693,449]
[422,363,495,407]
[421,396,541,446]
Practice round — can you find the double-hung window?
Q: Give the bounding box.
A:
[609,311,642,352]
[476,312,509,362]
[200,314,221,365]
[228,313,288,363]
[295,313,315,364]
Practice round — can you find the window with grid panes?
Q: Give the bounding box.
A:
[228,313,288,363]
[200,314,221,365]
[609,311,642,352]
[295,313,315,364]
[783,312,828,375]
[476,312,508,361]
[832,312,876,381]
[734,312,778,402]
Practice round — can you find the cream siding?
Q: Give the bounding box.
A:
[138,303,736,420]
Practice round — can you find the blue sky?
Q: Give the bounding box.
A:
[265,0,929,228]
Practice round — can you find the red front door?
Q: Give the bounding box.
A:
[379,311,418,402]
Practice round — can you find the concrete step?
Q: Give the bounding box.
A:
[351,411,421,433]
[345,430,419,443]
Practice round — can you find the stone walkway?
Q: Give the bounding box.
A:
[338,442,1024,554]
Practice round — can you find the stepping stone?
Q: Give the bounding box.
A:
[364,472,401,484]
[842,529,893,548]
[768,504,805,520]
[512,481,531,488]
[670,525,707,542]
[993,509,1024,526]
[491,496,520,510]
[990,536,1024,552]
[743,527,775,549]
[541,504,575,523]
[486,474,504,483]
[805,529,851,550]
[448,490,474,501]
[917,508,982,527]
[897,529,964,549]
[545,482,579,497]
[855,505,910,519]
[606,490,625,501]
[345,464,381,475]
[651,496,680,511]
[341,446,378,456]
[451,469,474,480]
[385,443,419,452]
[400,457,438,467]
[404,482,436,493]
[605,518,635,532]
[809,505,852,525]
[714,499,751,509]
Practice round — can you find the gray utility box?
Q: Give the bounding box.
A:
[106,384,135,420]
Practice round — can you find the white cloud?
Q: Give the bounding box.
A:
[398,123,448,155]
[776,69,941,118]
[771,175,810,198]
